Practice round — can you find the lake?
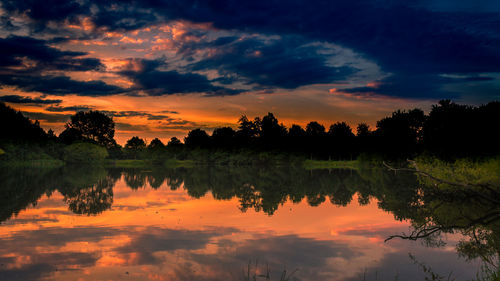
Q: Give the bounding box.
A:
[0,164,495,281]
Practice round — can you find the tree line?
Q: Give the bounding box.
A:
[1,99,499,162]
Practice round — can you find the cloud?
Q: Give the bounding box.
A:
[338,74,498,99]
[0,0,89,27]
[187,36,355,89]
[46,105,94,112]
[0,36,125,97]
[21,111,71,123]
[0,36,102,72]
[115,122,150,132]
[118,59,244,96]
[337,74,456,99]
[0,74,125,96]
[0,95,62,104]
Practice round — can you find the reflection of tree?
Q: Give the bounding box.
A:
[58,165,117,215]
[62,179,114,215]
[380,161,500,275]
[0,165,121,221]
[131,165,370,215]
[0,167,60,222]
[3,161,498,276]
[123,169,147,189]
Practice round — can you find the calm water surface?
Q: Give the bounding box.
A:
[0,165,491,280]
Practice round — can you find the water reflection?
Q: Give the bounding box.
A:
[0,165,497,280]
[1,165,420,219]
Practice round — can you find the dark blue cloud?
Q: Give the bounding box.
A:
[1,0,499,99]
[0,36,123,96]
[0,0,87,22]
[186,36,354,89]
[154,0,500,99]
[0,36,102,72]
[339,74,497,99]
[145,0,500,74]
[0,74,125,96]
[0,95,62,104]
[119,59,244,96]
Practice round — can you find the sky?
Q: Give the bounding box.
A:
[0,0,499,144]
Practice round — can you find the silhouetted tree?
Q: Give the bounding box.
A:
[259,113,287,148]
[328,122,355,159]
[59,127,84,144]
[184,129,210,148]
[168,137,183,147]
[356,123,370,138]
[376,108,426,157]
[211,127,236,149]
[148,138,165,150]
[0,102,48,143]
[423,100,482,158]
[305,121,325,137]
[305,121,327,159]
[287,124,306,151]
[235,115,261,147]
[65,111,116,148]
[356,123,372,154]
[125,136,146,159]
[166,137,184,159]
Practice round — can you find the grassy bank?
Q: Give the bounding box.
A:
[303,159,359,170]
[164,158,195,168]
[414,156,500,187]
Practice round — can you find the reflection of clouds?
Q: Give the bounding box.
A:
[0,227,120,249]
[344,248,481,281]
[183,234,360,281]
[115,226,238,265]
[0,227,114,279]
[338,225,413,240]
[0,252,98,281]
[0,263,56,281]
[338,225,481,281]
[1,216,58,225]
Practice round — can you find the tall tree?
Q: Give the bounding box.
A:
[260,113,287,147]
[148,138,165,150]
[65,111,116,147]
[184,129,210,148]
[376,108,426,156]
[0,102,48,143]
[211,127,236,149]
[328,122,355,159]
[125,136,146,159]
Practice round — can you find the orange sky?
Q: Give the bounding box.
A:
[3,89,434,145]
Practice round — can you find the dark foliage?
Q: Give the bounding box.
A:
[124,136,146,159]
[0,102,48,143]
[176,100,500,160]
[63,110,116,148]
[1,100,499,162]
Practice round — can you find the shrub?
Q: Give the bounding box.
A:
[64,142,108,163]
